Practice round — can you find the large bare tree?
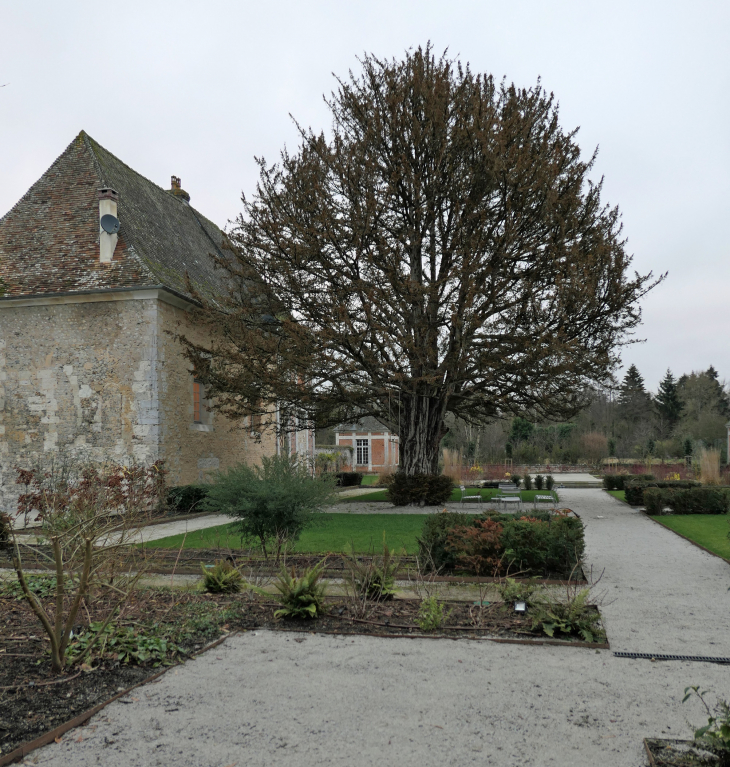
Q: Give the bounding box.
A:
[181,46,660,475]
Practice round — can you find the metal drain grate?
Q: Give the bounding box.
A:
[614,651,730,665]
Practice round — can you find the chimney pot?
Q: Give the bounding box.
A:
[169,175,190,204]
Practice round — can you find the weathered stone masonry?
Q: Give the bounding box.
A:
[0,291,275,512]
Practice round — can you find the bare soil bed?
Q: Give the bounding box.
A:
[0,585,604,758]
[644,737,721,765]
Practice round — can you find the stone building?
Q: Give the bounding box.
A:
[334,416,399,474]
[0,131,282,512]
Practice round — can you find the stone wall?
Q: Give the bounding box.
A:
[0,292,276,513]
[156,298,276,486]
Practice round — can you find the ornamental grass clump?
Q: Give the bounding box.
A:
[274,560,328,619]
[342,537,400,604]
[201,560,244,594]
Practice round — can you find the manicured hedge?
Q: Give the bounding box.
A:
[417,511,584,577]
[643,486,730,515]
[385,473,454,506]
[167,484,210,514]
[336,471,364,487]
[602,473,654,491]
[624,480,700,506]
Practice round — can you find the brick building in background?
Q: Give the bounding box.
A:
[334,416,399,474]
[0,131,291,512]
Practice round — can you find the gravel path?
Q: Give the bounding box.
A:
[25,488,730,766]
[563,488,730,655]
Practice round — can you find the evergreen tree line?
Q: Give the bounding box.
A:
[441,365,729,465]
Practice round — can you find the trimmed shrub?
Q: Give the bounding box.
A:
[625,479,700,506]
[668,487,730,515]
[167,484,210,515]
[534,475,544,490]
[386,473,454,506]
[603,473,654,492]
[417,512,475,571]
[545,475,555,491]
[523,474,533,490]
[642,487,667,515]
[417,511,583,577]
[336,471,364,487]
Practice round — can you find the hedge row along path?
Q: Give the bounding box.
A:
[19,489,730,767]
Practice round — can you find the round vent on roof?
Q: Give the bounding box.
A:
[100,214,120,234]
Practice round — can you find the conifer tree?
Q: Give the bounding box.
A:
[654,368,683,431]
[179,46,659,475]
[617,365,653,422]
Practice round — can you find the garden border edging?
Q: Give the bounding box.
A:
[0,632,234,767]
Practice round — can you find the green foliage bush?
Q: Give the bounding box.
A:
[201,560,243,594]
[417,511,584,577]
[167,484,210,514]
[204,454,336,559]
[336,471,364,487]
[498,577,539,605]
[530,588,604,643]
[416,512,473,571]
[624,479,702,506]
[642,486,729,514]
[274,560,328,619]
[385,472,454,506]
[416,596,452,631]
[534,475,544,491]
[523,474,533,490]
[602,473,654,491]
[642,487,667,515]
[545,475,555,491]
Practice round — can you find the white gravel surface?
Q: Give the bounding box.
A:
[25,489,730,766]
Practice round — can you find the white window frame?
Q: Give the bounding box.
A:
[356,439,369,466]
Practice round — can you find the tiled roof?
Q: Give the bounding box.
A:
[335,416,395,433]
[0,131,228,301]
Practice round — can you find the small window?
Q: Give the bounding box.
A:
[356,439,369,465]
[193,380,203,423]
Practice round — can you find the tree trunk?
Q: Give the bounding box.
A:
[399,394,447,475]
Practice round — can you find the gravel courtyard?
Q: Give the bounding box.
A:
[25,489,730,766]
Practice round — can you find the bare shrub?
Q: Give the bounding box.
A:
[9,458,166,671]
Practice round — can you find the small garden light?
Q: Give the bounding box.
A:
[514,601,527,614]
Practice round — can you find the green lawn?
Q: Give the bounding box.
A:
[651,514,730,561]
[342,488,554,504]
[607,490,626,503]
[360,474,380,486]
[145,513,431,554]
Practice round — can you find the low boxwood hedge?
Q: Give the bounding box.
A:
[602,473,654,491]
[384,473,454,506]
[624,479,701,506]
[166,484,210,514]
[643,486,730,515]
[335,471,364,487]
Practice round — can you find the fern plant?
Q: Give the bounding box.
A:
[201,560,243,594]
[683,687,730,766]
[274,560,328,619]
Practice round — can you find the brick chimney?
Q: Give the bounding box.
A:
[98,188,119,263]
[169,175,190,204]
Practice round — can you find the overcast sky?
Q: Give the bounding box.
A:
[1,1,728,392]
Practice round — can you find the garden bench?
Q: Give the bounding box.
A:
[533,493,556,510]
[459,485,483,507]
[494,494,522,511]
